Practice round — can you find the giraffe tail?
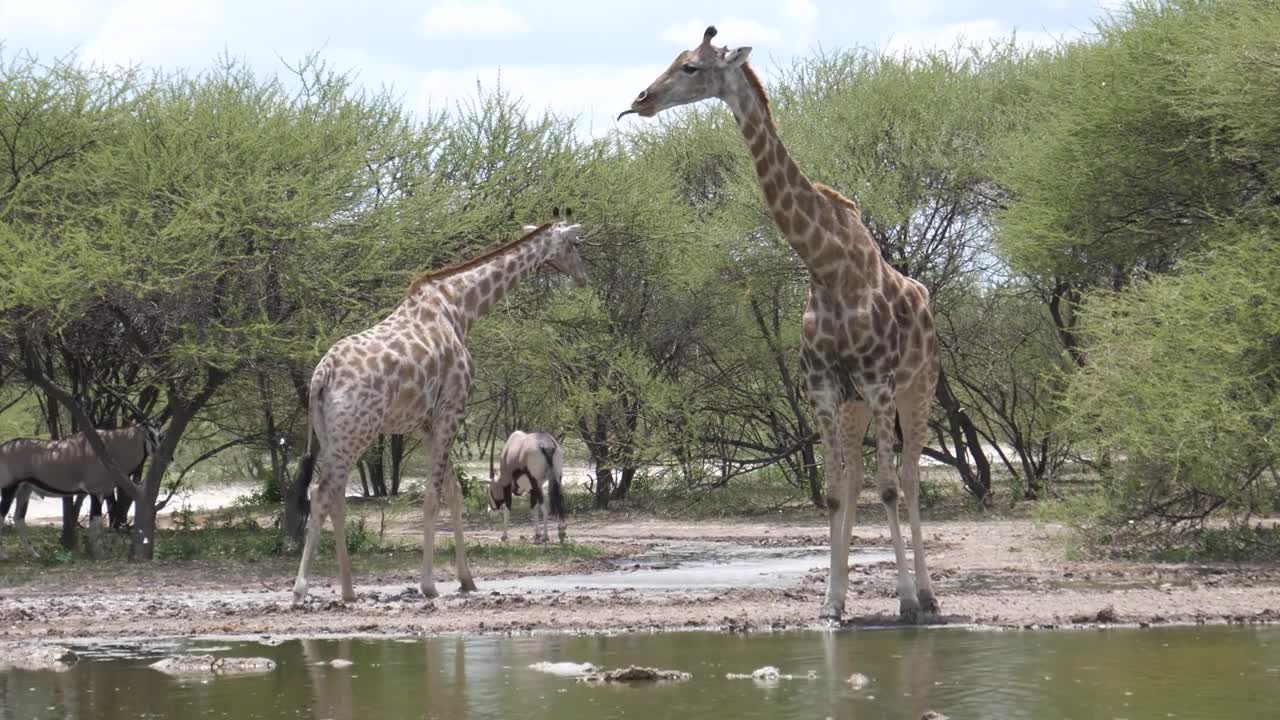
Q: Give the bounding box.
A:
[291,362,330,533]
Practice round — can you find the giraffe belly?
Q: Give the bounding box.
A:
[382,378,438,435]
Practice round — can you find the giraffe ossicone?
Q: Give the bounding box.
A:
[290,210,588,605]
[622,27,943,623]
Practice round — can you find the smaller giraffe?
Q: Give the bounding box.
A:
[291,210,587,604]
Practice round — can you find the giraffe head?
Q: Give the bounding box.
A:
[526,207,587,287]
[618,25,753,120]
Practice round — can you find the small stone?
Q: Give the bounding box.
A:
[577,665,691,683]
[847,672,870,689]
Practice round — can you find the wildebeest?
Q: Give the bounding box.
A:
[488,430,567,544]
[0,424,160,556]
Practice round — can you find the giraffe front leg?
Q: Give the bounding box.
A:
[868,384,920,623]
[812,391,849,621]
[839,401,872,569]
[420,482,440,599]
[898,382,939,617]
[448,478,476,592]
[499,505,509,543]
[423,409,475,595]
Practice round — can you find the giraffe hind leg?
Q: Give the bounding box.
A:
[330,486,356,602]
[293,476,333,605]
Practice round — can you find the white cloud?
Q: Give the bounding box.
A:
[421,1,528,37]
[659,17,783,50]
[882,19,1075,54]
[82,0,224,68]
[0,0,92,34]
[890,0,938,26]
[782,0,818,26]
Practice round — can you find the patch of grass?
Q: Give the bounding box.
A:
[1149,525,1280,563]
[1,519,605,583]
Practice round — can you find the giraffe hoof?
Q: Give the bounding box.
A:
[918,591,940,616]
[458,578,477,593]
[420,582,439,599]
[899,600,924,625]
[819,602,844,622]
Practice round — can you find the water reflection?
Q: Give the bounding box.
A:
[1,626,1277,720]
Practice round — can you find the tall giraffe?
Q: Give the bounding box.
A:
[291,210,587,604]
[621,27,941,622]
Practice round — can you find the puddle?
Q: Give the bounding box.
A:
[486,541,892,593]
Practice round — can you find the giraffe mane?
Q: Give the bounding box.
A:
[740,63,774,123]
[405,222,554,297]
[738,65,861,216]
[815,183,861,216]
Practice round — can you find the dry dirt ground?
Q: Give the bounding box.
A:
[2,513,1279,640]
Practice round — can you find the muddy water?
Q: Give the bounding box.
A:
[487,542,893,592]
[3,627,1278,719]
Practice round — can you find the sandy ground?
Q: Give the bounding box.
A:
[2,514,1279,640]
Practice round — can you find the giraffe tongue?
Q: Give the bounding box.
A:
[617,109,637,120]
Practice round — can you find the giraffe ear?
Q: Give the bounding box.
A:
[722,46,752,68]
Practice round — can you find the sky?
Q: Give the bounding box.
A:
[1,0,1124,136]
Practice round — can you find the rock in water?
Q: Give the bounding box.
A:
[921,711,950,720]
[150,655,276,675]
[329,659,354,668]
[0,644,79,672]
[847,672,870,689]
[528,661,597,677]
[578,665,691,683]
[725,666,818,682]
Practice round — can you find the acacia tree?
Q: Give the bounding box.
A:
[996,0,1280,538]
[0,55,442,557]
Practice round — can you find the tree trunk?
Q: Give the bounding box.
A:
[613,467,635,501]
[801,440,823,509]
[586,414,613,510]
[594,463,613,509]
[59,495,84,550]
[390,434,405,495]
[357,462,370,497]
[257,371,287,503]
[933,370,992,503]
[129,372,227,561]
[367,435,387,497]
[1049,279,1087,369]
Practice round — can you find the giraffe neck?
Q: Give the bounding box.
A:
[407,229,560,334]
[722,70,851,284]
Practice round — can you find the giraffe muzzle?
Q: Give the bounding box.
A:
[618,91,650,120]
